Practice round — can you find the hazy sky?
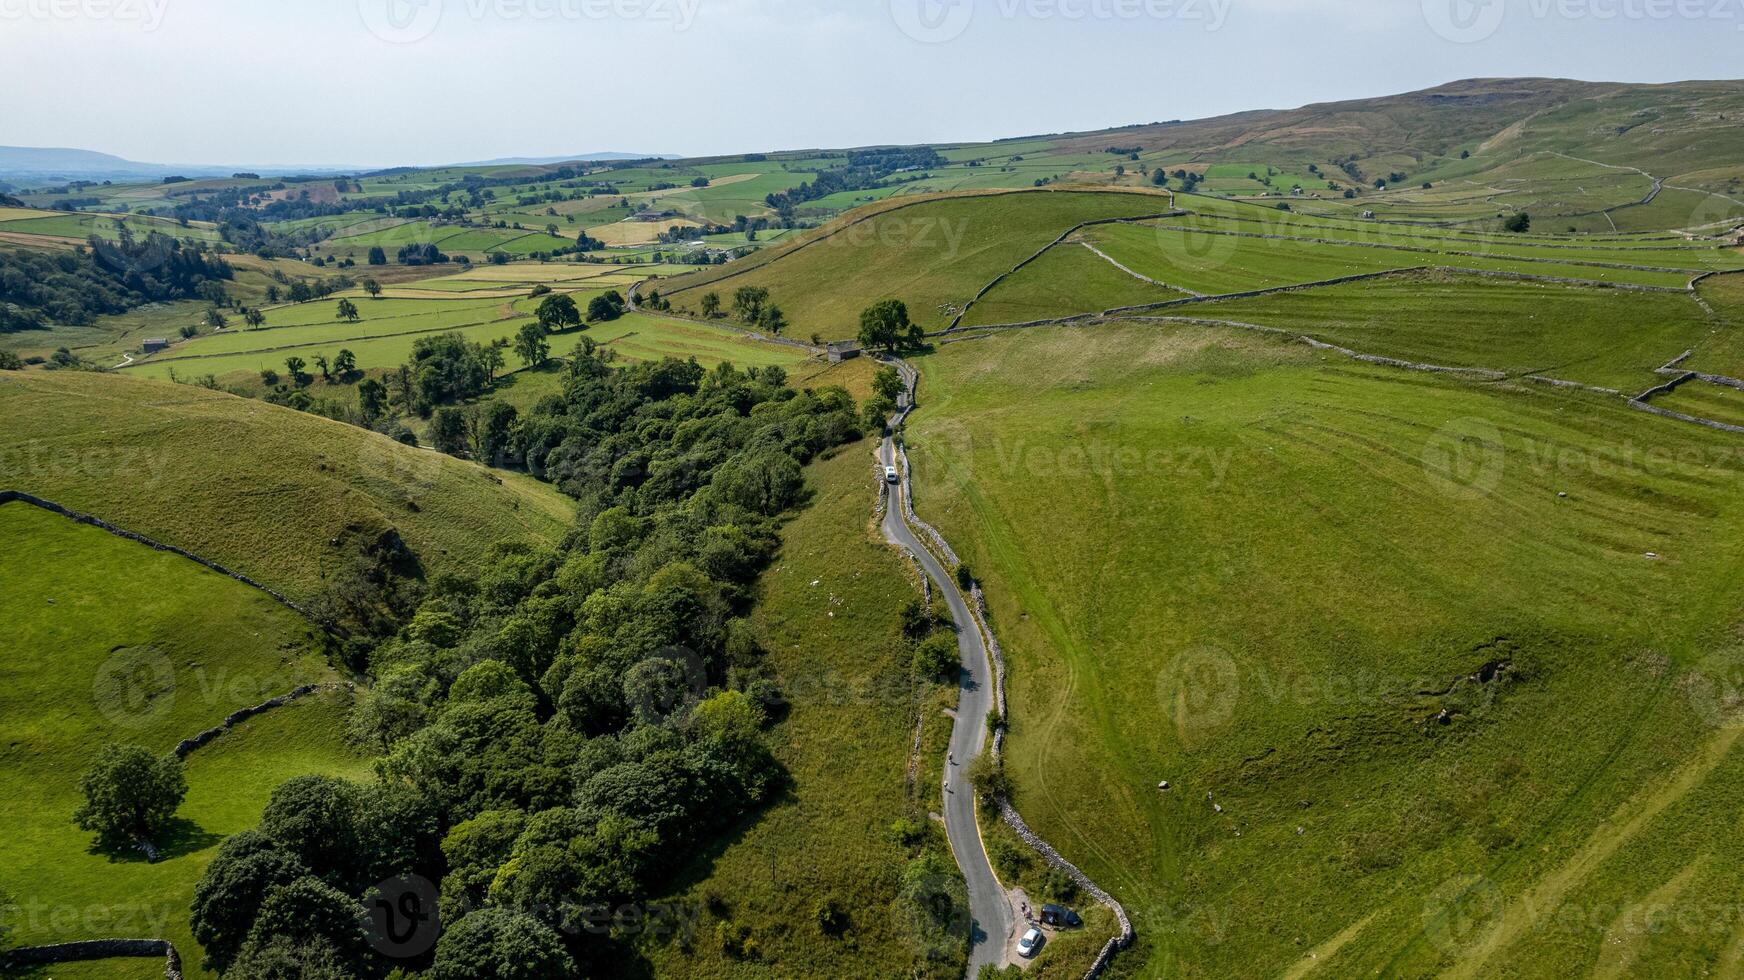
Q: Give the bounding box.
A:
[3,0,1741,167]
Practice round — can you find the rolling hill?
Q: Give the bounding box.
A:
[0,369,576,605]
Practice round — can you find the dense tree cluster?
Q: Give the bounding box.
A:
[763,148,945,214]
[0,232,232,330]
[195,347,864,976]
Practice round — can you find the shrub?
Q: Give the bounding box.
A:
[814,896,849,937]
[967,752,1012,808]
[912,632,959,681]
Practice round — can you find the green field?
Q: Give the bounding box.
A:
[1693,272,1744,378]
[1179,270,1715,392]
[0,208,225,244]
[0,370,574,604]
[585,312,817,369]
[0,502,370,980]
[901,320,1744,977]
[121,295,538,382]
[1649,382,1744,429]
[661,190,1178,340]
[16,75,1744,980]
[960,241,1187,326]
[1081,218,1709,295]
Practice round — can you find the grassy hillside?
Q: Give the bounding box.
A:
[960,241,1187,326]
[0,370,575,604]
[660,190,1177,340]
[0,501,371,979]
[637,445,956,978]
[902,321,1744,977]
[1180,270,1716,392]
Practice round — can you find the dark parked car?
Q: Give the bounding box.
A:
[1041,904,1082,928]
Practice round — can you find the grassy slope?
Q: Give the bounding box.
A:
[661,190,1176,340]
[1179,269,1715,392]
[0,370,574,604]
[639,445,944,978]
[902,322,1744,977]
[961,242,1186,327]
[1693,271,1744,378]
[0,502,371,979]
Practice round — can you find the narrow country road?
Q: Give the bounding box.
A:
[877,359,1015,975]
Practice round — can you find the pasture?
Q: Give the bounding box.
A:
[902,320,1744,977]
[0,501,369,980]
[660,190,1178,340]
[0,370,575,604]
[1180,270,1716,392]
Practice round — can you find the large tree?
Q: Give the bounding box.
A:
[189,831,311,972]
[756,303,787,336]
[586,290,626,323]
[857,299,921,352]
[233,877,372,979]
[430,908,574,980]
[535,293,580,331]
[731,285,769,323]
[515,322,551,368]
[72,744,186,850]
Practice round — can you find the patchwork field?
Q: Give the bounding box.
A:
[1177,270,1716,392]
[959,241,1187,327]
[660,190,1178,340]
[902,321,1744,977]
[0,502,370,980]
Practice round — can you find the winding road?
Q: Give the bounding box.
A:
[876,360,1016,975]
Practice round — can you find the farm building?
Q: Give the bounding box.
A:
[141,338,169,353]
[826,341,861,364]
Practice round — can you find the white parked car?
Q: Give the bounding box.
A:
[1018,927,1044,958]
[885,465,899,484]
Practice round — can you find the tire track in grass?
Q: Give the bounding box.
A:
[1443,712,1739,980]
[1590,855,1708,980]
[1373,669,1683,976]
